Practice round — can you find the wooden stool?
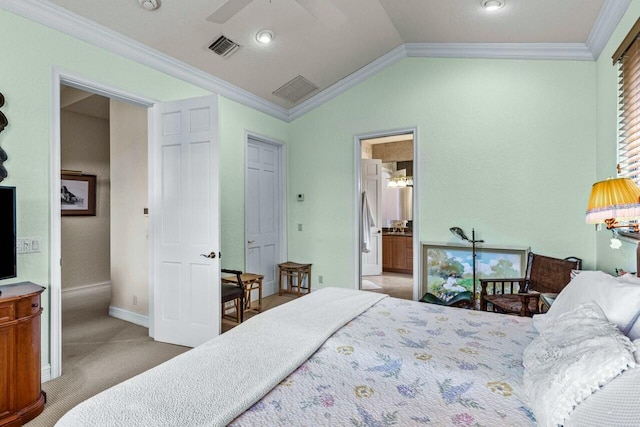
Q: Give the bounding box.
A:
[278,262,312,296]
[222,273,263,313]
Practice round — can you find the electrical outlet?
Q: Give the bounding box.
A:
[298,223,303,231]
[16,237,40,254]
[133,295,138,305]
[318,275,323,284]
[31,237,40,253]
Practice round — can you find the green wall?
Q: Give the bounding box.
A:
[288,57,598,288]
[219,97,289,270]
[0,9,288,371]
[595,0,640,273]
[3,1,636,375]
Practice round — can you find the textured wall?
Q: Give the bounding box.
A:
[0,8,209,369]
[289,57,598,289]
[218,97,289,272]
[60,110,110,289]
[372,140,413,162]
[595,1,640,273]
[110,100,148,315]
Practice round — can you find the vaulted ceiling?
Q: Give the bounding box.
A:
[4,0,630,120]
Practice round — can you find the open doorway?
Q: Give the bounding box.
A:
[59,86,154,373]
[359,132,416,300]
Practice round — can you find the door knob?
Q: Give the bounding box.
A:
[200,252,217,259]
[248,240,255,244]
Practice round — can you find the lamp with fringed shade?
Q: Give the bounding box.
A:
[586,177,640,231]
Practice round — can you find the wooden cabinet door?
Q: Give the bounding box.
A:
[15,315,41,410]
[0,324,15,420]
[392,237,407,270]
[406,237,413,271]
[382,235,392,270]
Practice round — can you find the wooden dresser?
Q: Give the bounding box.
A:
[0,282,46,427]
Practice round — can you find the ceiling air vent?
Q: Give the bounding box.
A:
[208,35,240,58]
[273,75,319,104]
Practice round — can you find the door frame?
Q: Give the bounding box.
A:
[244,132,288,281]
[50,68,156,380]
[353,127,421,301]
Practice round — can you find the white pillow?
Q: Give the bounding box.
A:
[618,273,640,284]
[524,301,636,427]
[629,321,640,341]
[532,270,640,334]
[619,275,640,339]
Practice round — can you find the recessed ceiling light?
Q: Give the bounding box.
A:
[138,0,159,10]
[481,0,504,11]
[256,29,274,44]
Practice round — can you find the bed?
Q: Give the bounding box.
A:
[56,274,640,427]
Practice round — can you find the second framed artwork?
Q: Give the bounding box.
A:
[61,173,96,216]
[421,242,529,302]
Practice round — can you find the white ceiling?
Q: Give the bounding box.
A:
[11,0,628,117]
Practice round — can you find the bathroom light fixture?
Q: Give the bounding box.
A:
[481,0,504,11]
[256,29,274,44]
[387,176,413,188]
[138,0,160,10]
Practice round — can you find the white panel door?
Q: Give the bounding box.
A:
[246,137,279,297]
[152,95,220,347]
[361,159,382,276]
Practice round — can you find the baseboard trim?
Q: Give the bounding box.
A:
[108,305,149,328]
[41,363,51,383]
[62,281,111,294]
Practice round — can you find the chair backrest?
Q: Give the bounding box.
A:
[525,252,581,294]
[221,269,244,289]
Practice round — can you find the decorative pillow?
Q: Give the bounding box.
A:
[564,339,640,427]
[619,272,640,285]
[523,301,637,427]
[532,270,640,334]
[619,274,640,340]
[629,321,640,341]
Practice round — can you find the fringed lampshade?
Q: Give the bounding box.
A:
[586,177,640,226]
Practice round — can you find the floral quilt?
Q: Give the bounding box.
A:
[231,296,538,426]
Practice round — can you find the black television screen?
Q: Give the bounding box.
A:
[0,186,16,280]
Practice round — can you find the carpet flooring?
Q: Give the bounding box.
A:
[26,286,295,426]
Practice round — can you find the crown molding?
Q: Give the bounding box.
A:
[586,0,632,60]
[0,0,632,123]
[405,43,594,61]
[0,0,289,121]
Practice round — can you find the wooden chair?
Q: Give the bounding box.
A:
[221,269,244,324]
[480,252,581,317]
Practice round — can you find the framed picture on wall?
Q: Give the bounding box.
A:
[61,173,96,216]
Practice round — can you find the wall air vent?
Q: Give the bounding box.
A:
[273,75,319,104]
[208,35,240,58]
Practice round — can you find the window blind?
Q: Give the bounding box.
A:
[616,19,640,186]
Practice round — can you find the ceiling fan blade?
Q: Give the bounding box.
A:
[294,0,346,27]
[207,0,254,24]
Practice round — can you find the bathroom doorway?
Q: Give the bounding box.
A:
[358,131,416,300]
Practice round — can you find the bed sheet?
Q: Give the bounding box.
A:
[232,297,538,426]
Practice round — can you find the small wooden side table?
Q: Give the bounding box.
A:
[221,273,263,312]
[278,262,312,296]
[538,292,557,314]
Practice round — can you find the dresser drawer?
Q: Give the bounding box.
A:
[15,296,40,319]
[0,303,13,324]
